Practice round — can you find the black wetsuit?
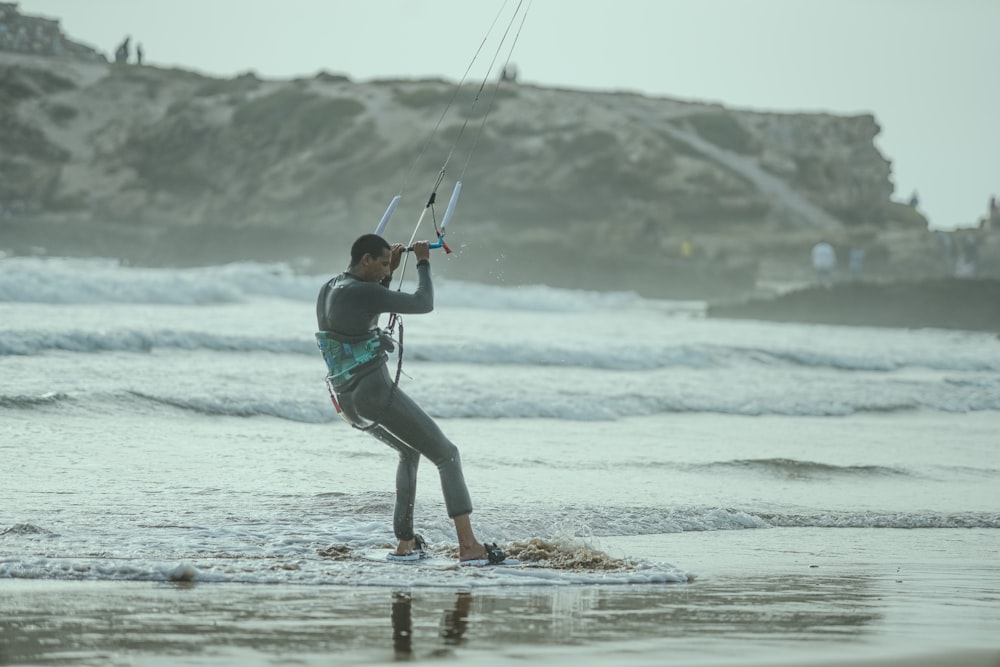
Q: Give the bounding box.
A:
[315,260,473,540]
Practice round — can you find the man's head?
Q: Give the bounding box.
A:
[349,233,392,282]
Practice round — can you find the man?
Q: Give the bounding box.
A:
[315,233,504,564]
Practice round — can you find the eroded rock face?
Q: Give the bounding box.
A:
[0,2,104,62]
[3,5,945,300]
[0,51,907,236]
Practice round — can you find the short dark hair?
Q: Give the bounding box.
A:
[350,233,390,267]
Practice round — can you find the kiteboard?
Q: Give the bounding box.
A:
[359,549,526,569]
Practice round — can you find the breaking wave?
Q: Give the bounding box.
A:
[3,328,999,376]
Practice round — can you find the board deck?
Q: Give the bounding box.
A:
[359,549,526,568]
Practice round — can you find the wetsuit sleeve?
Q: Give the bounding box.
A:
[316,279,333,330]
[317,265,434,333]
[369,262,433,315]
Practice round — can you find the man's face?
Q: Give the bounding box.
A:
[359,248,392,282]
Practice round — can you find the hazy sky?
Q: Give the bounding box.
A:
[19,0,999,229]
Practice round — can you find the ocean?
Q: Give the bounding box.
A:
[1,254,998,667]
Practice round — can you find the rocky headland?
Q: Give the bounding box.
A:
[709,279,1000,333]
[1,4,996,330]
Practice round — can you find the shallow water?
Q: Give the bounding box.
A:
[2,256,999,665]
[3,527,998,666]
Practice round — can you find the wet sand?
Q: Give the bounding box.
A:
[2,528,998,666]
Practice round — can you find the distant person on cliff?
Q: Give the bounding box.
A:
[811,242,836,287]
[314,234,506,565]
[136,42,144,66]
[114,36,130,64]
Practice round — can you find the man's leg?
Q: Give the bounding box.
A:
[373,385,473,520]
[352,369,474,520]
[335,377,420,552]
[368,425,421,552]
[348,368,488,560]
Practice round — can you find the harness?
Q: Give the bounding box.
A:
[315,329,392,388]
[315,320,405,432]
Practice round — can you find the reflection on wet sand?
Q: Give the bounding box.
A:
[0,574,884,665]
[392,591,473,660]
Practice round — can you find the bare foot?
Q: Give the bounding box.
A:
[394,538,417,556]
[459,543,487,561]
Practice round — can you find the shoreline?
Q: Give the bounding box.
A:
[3,528,999,666]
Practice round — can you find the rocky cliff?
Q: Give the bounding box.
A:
[0,2,104,62]
[1,56,911,232]
[5,4,978,301]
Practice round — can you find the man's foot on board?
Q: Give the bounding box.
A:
[459,542,506,565]
[387,534,428,562]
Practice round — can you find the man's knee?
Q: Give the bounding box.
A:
[431,441,461,469]
[397,446,420,464]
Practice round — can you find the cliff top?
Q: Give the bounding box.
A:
[0,2,105,63]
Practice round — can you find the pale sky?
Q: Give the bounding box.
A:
[18,0,1000,229]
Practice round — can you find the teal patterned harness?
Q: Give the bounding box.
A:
[315,329,391,387]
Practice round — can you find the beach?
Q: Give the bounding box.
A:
[2,256,999,666]
[3,526,999,666]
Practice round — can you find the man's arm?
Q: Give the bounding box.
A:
[366,261,433,315]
